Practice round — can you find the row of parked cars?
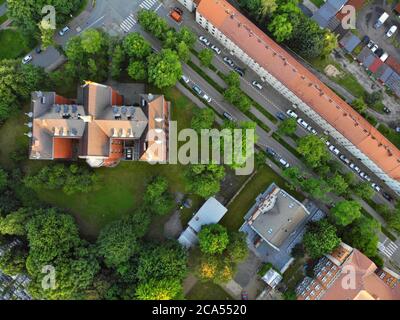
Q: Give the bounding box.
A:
[181,74,212,103]
[285,109,393,200]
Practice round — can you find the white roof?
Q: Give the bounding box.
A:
[178,227,198,248]
[188,197,228,232]
[262,269,283,289]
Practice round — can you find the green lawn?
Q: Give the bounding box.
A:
[221,166,305,231]
[310,0,325,7]
[0,13,7,25]
[377,124,400,149]
[186,281,233,300]
[0,29,35,60]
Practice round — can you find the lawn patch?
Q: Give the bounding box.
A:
[0,29,35,59]
[186,281,233,300]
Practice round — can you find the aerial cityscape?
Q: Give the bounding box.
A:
[0,0,400,303]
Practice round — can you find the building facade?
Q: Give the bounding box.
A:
[193,0,400,194]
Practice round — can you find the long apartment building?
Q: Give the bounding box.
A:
[178,0,400,194]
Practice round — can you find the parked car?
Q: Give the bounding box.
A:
[359,171,367,179]
[375,48,384,57]
[380,52,389,62]
[386,25,398,37]
[382,192,393,202]
[266,147,276,156]
[362,35,370,45]
[192,84,203,96]
[234,66,245,77]
[279,158,290,168]
[325,140,331,147]
[252,80,263,90]
[22,55,33,64]
[339,154,350,165]
[202,94,212,103]
[349,163,360,173]
[328,145,340,156]
[286,109,298,119]
[311,128,317,135]
[276,112,286,121]
[181,75,190,84]
[58,26,70,36]
[35,47,42,54]
[367,40,375,48]
[198,35,210,46]
[223,56,235,67]
[374,12,389,29]
[371,183,381,192]
[297,118,309,129]
[371,44,379,53]
[223,111,235,122]
[396,127,400,133]
[241,291,249,300]
[383,107,391,114]
[170,8,183,23]
[211,45,221,55]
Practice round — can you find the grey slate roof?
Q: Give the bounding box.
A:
[312,0,347,28]
[339,32,361,53]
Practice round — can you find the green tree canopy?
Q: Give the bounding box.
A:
[185,164,225,198]
[127,60,148,81]
[277,117,297,136]
[330,173,349,196]
[147,49,182,88]
[198,224,230,255]
[297,135,330,168]
[226,231,248,263]
[344,217,380,257]
[0,208,31,236]
[123,33,152,59]
[191,108,215,133]
[143,177,174,216]
[198,48,214,67]
[331,200,361,226]
[135,278,182,300]
[268,14,293,42]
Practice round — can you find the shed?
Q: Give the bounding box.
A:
[339,32,361,53]
[312,0,347,28]
[376,64,394,83]
[369,58,384,73]
[262,269,283,289]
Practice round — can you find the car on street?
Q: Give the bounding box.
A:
[396,127,400,133]
[223,56,235,67]
[59,26,70,36]
[266,147,276,156]
[380,52,389,62]
[223,111,235,122]
[297,118,309,129]
[181,75,190,84]
[234,67,245,77]
[276,112,286,121]
[192,84,203,96]
[367,40,375,48]
[371,183,381,192]
[383,107,391,114]
[375,48,384,57]
[279,158,290,168]
[211,45,221,55]
[371,44,379,53]
[328,145,340,156]
[286,109,298,119]
[199,35,210,46]
[359,171,367,179]
[382,192,393,202]
[22,55,33,65]
[386,25,398,38]
[311,128,317,135]
[349,163,360,173]
[252,80,263,90]
[339,154,350,165]
[362,35,370,45]
[202,94,212,103]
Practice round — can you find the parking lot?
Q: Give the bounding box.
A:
[357,1,400,62]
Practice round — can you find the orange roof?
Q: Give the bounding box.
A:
[197,0,400,182]
[53,138,73,159]
[55,95,73,104]
[111,89,123,105]
[386,56,400,75]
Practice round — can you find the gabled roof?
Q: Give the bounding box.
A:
[197,0,400,183]
[386,56,400,75]
[369,57,384,73]
[386,72,400,97]
[188,197,228,233]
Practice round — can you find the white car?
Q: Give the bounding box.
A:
[380,52,389,62]
[279,158,290,168]
[202,94,212,103]
[325,140,331,147]
[386,25,398,38]
[311,128,317,135]
[297,118,309,129]
[252,81,263,90]
[371,44,379,53]
[199,35,210,46]
[367,40,375,48]
[328,145,340,156]
[359,171,366,179]
[339,154,350,165]
[349,163,360,173]
[372,183,381,192]
[59,26,70,36]
[181,75,190,84]
[286,109,298,119]
[22,55,33,64]
[211,45,221,55]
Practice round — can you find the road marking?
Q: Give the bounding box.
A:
[140,0,158,10]
[120,14,137,32]
[155,3,163,12]
[378,240,399,258]
[80,15,105,33]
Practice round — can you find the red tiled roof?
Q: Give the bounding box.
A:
[369,57,383,73]
[53,138,73,159]
[111,89,123,105]
[55,95,73,104]
[197,0,400,182]
[395,3,400,14]
[386,56,400,75]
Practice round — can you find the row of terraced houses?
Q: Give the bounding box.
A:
[178,0,400,195]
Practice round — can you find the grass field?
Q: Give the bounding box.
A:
[221,166,305,231]
[186,281,233,300]
[0,29,35,60]
[310,0,325,7]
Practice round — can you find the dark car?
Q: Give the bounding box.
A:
[266,147,276,156]
[234,67,245,77]
[383,107,391,114]
[382,192,394,202]
[192,84,203,96]
[35,47,42,54]
[276,112,286,121]
[375,48,384,57]
[362,35,370,45]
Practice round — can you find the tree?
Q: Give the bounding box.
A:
[301,178,331,200]
[127,60,147,81]
[38,20,55,50]
[110,44,126,79]
[330,173,349,196]
[147,49,182,88]
[268,14,293,42]
[297,135,330,168]
[135,278,182,300]
[351,97,367,113]
[176,27,197,48]
[226,232,248,263]
[176,41,191,62]
[303,219,341,259]
[259,0,278,17]
[198,48,214,67]
[0,168,7,191]
[331,200,361,226]
[143,177,174,216]
[123,33,152,59]
[137,9,170,40]
[136,242,188,282]
[277,118,297,136]
[224,86,251,112]
[321,31,338,57]
[198,224,230,255]
[0,245,27,276]
[364,91,382,107]
[282,166,303,189]
[191,108,215,133]
[344,217,380,257]
[96,211,150,270]
[185,164,225,198]
[81,29,106,54]
[196,255,234,284]
[0,208,31,236]
[225,71,241,87]
[353,181,375,199]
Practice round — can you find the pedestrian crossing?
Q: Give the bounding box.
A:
[139,0,159,10]
[120,13,137,33]
[378,240,399,258]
